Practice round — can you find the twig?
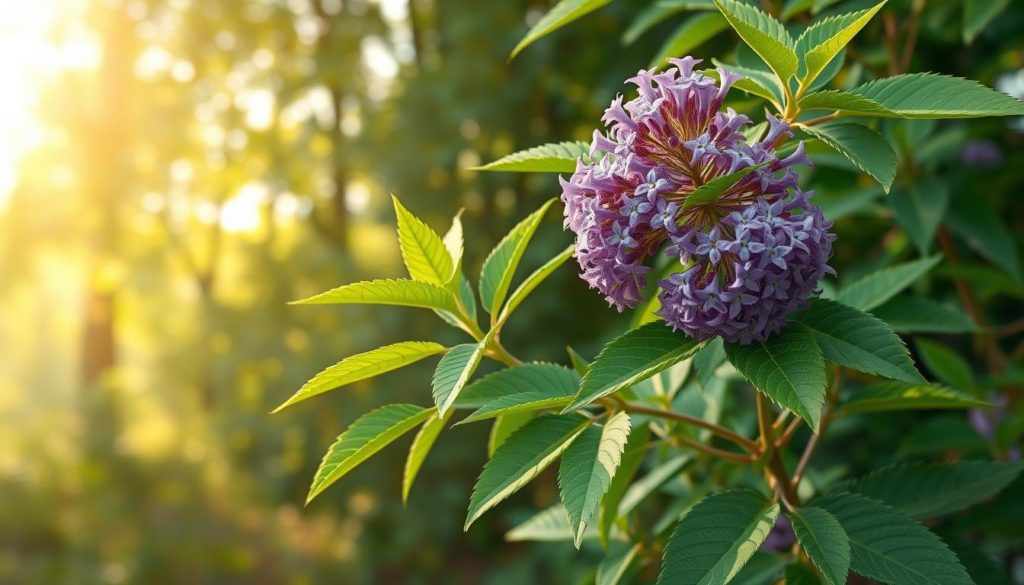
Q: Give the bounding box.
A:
[606,397,760,453]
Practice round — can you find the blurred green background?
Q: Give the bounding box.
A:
[2,0,1023,584]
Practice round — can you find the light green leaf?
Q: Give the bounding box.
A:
[786,507,850,585]
[836,256,942,311]
[480,199,555,317]
[558,412,632,548]
[567,346,592,376]
[598,543,642,585]
[657,489,780,585]
[799,90,896,116]
[498,244,574,324]
[465,413,590,529]
[274,341,447,412]
[693,337,727,390]
[791,298,923,383]
[681,164,765,212]
[623,1,690,45]
[458,363,580,424]
[402,408,450,503]
[599,427,650,546]
[488,411,535,457]
[807,74,1024,118]
[846,461,1024,519]
[392,196,454,286]
[870,297,977,334]
[291,278,459,313]
[713,0,798,81]
[505,505,576,542]
[915,338,974,392]
[889,178,949,254]
[815,492,974,585]
[794,2,886,86]
[564,322,704,411]
[837,381,987,416]
[946,194,1022,282]
[510,0,613,59]
[618,455,694,517]
[707,64,785,106]
[432,340,488,415]
[801,122,896,192]
[443,209,465,278]
[651,12,729,68]
[963,0,1011,43]
[475,141,591,173]
[725,325,827,430]
[307,404,432,503]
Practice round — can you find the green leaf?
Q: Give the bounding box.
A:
[402,408,450,503]
[432,341,488,416]
[599,427,650,546]
[810,74,1024,118]
[799,90,896,116]
[870,297,977,334]
[465,413,590,529]
[915,338,974,392]
[392,196,455,285]
[846,461,1024,519]
[791,298,923,383]
[801,122,896,192]
[443,209,465,277]
[458,363,580,424]
[274,341,447,412]
[889,179,949,254]
[498,244,574,324]
[475,141,591,173]
[713,0,798,82]
[794,2,886,86]
[784,564,824,585]
[650,12,729,68]
[786,507,850,585]
[510,0,613,59]
[567,346,591,376]
[815,492,974,585]
[681,164,766,212]
[657,489,780,585]
[488,411,535,457]
[707,64,785,106]
[559,412,632,548]
[623,1,689,45]
[836,256,941,311]
[619,454,693,516]
[564,322,704,411]
[731,553,786,585]
[291,278,459,313]
[598,544,642,585]
[963,0,1011,43]
[725,325,827,430]
[307,404,432,503]
[479,199,554,317]
[505,505,576,542]
[945,194,1022,282]
[693,337,727,390]
[837,381,987,415]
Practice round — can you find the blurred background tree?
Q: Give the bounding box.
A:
[1,0,1021,584]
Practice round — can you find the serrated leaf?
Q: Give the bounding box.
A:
[510,0,613,59]
[870,297,977,334]
[963,0,1010,44]
[791,298,923,383]
[651,12,729,68]
[707,64,785,106]
[836,256,941,311]
[802,122,896,192]
[488,411,535,457]
[806,74,1024,118]
[786,507,850,585]
[274,341,447,412]
[795,2,886,86]
[465,413,590,529]
[292,278,459,313]
[694,337,727,390]
[598,543,642,585]
[458,363,580,424]
[475,141,591,173]
[402,408,450,503]
[846,461,1024,519]
[443,209,465,278]
[681,164,766,212]
[480,199,554,317]
[567,346,592,376]
[564,322,704,411]
[714,0,798,81]
[432,341,488,416]
[505,504,575,542]
[837,381,987,416]
[559,412,632,548]
[307,404,432,503]
[657,489,780,585]
[599,427,650,546]
[889,178,949,254]
[815,492,974,585]
[945,194,1022,282]
[498,244,573,325]
[725,325,827,430]
[799,90,896,116]
[392,196,454,285]
[915,338,974,392]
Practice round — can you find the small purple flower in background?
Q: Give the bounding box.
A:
[761,515,795,552]
[959,139,1004,167]
[969,394,1020,461]
[560,56,834,343]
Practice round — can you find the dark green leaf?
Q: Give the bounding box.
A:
[786,507,850,585]
[510,0,613,58]
[836,256,941,311]
[889,179,949,254]
[802,122,896,192]
[870,297,977,334]
[915,338,974,392]
[837,381,987,415]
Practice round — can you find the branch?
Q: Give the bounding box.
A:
[606,397,760,453]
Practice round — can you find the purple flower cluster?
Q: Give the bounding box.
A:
[560,57,835,344]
